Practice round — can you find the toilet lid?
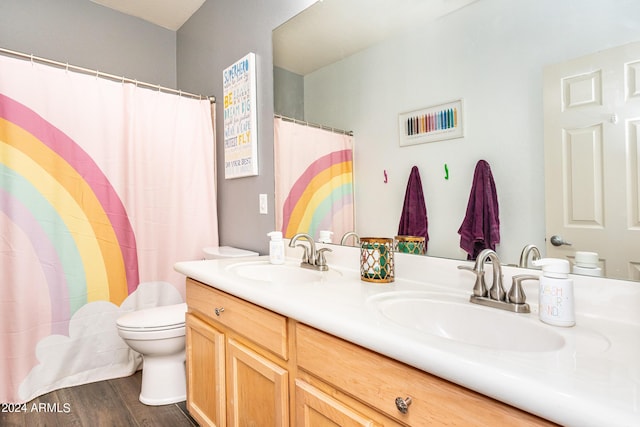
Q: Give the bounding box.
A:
[117,303,187,331]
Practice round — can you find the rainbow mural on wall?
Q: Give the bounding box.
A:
[281,149,353,238]
[0,94,139,335]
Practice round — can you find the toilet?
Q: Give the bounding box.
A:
[116,246,258,405]
[202,245,258,260]
[116,302,188,405]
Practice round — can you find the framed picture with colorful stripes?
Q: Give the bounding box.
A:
[398,99,464,146]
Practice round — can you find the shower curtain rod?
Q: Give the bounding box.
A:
[0,47,215,103]
[275,113,353,136]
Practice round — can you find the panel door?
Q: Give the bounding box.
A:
[543,41,640,280]
[186,313,227,427]
[226,338,289,426]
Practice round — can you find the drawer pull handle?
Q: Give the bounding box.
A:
[214,307,225,316]
[395,396,412,414]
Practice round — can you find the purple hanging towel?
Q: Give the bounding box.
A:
[397,166,429,249]
[457,160,500,260]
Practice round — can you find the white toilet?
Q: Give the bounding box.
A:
[116,302,188,405]
[116,246,258,405]
[203,245,258,260]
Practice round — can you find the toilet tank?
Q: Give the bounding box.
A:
[203,246,258,260]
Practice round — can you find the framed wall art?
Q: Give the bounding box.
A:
[398,99,464,147]
[223,52,258,178]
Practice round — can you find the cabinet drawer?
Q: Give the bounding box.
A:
[186,278,288,359]
[296,323,555,426]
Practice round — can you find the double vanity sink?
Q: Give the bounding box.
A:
[228,261,566,353]
[175,248,640,426]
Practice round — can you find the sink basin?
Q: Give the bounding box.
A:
[368,292,565,352]
[226,261,342,284]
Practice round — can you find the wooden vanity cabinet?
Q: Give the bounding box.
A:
[185,312,225,426]
[295,324,557,427]
[185,278,556,427]
[186,278,289,427]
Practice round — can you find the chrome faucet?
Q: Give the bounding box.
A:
[340,231,360,246]
[289,233,331,271]
[458,249,531,313]
[518,244,541,268]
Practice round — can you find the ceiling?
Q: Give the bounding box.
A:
[90,0,206,31]
[90,0,477,72]
[273,0,479,76]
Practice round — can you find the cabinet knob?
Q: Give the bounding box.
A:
[214,307,225,316]
[395,396,412,414]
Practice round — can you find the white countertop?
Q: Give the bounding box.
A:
[175,245,640,427]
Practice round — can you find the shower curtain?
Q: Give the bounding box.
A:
[274,117,354,242]
[0,55,219,403]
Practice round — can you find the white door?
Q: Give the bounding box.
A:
[543,41,640,281]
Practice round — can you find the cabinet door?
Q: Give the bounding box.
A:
[186,313,226,427]
[226,338,289,426]
[295,379,378,427]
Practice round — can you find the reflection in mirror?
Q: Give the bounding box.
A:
[273,0,640,281]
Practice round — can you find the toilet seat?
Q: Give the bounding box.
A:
[117,302,187,332]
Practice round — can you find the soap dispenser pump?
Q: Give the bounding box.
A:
[532,258,575,327]
[267,231,285,265]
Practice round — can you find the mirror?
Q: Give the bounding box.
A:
[273,0,640,281]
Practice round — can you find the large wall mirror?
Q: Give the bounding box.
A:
[273,0,640,281]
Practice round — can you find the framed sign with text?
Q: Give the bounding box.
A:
[223,53,258,178]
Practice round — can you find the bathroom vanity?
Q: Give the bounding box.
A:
[175,244,640,426]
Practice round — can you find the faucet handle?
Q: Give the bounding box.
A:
[457,265,487,297]
[508,274,538,304]
[316,247,332,266]
[457,265,474,273]
[295,244,310,264]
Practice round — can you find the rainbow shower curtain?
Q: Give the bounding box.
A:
[0,55,218,403]
[274,117,354,242]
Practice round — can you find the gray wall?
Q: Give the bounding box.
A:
[274,67,304,120]
[0,0,177,87]
[177,0,315,254]
[0,0,315,255]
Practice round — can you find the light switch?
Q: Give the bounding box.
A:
[259,193,268,214]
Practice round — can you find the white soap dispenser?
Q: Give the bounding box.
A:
[573,251,602,277]
[267,231,285,265]
[318,230,333,244]
[532,258,575,327]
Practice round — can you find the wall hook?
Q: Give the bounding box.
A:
[383,170,388,183]
[444,163,449,180]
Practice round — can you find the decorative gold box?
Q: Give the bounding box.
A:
[360,237,394,283]
[395,235,426,255]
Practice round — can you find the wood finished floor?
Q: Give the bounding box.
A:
[0,371,198,427]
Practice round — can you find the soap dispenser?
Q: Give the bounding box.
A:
[573,251,602,277]
[318,230,333,244]
[532,258,575,327]
[267,231,285,265]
